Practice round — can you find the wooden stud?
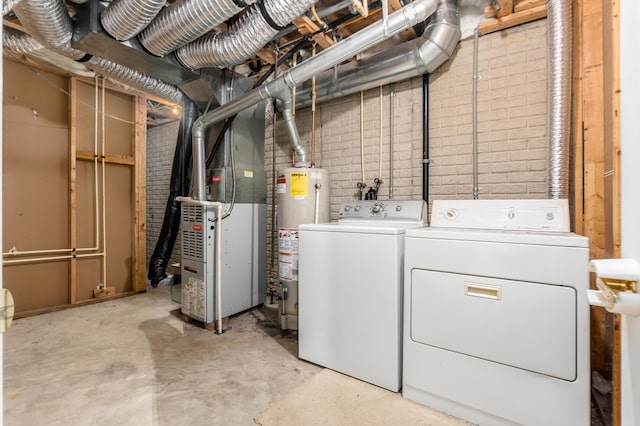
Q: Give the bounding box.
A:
[76,151,135,166]
[514,0,545,13]
[478,5,547,36]
[602,0,622,422]
[69,77,78,305]
[495,0,514,19]
[581,0,608,377]
[572,0,584,236]
[132,96,147,292]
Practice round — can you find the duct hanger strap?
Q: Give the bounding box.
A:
[257,0,288,31]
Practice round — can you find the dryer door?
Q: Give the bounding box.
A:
[410,269,577,381]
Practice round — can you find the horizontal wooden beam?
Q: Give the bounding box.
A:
[76,151,135,166]
[514,0,545,13]
[293,16,335,50]
[478,4,547,36]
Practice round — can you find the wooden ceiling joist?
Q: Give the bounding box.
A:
[478,4,547,36]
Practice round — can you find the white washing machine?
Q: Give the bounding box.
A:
[403,199,590,425]
[298,200,426,392]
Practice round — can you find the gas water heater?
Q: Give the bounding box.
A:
[276,166,330,330]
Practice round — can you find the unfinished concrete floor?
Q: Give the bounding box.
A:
[3,287,467,425]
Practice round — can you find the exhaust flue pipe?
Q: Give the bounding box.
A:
[191,0,439,201]
[547,0,572,199]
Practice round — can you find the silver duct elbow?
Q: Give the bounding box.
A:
[296,0,459,107]
[417,0,460,73]
[547,0,571,200]
[176,0,317,69]
[101,0,166,41]
[138,0,253,57]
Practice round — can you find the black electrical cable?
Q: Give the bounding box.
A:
[422,73,429,205]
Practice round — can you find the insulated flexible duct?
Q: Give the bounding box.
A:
[296,0,459,106]
[11,0,184,104]
[138,0,254,57]
[547,0,571,199]
[87,58,184,105]
[191,0,438,200]
[3,28,96,77]
[3,0,21,15]
[101,0,166,41]
[13,0,85,60]
[175,0,316,69]
[3,27,42,53]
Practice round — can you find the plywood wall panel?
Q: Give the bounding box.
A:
[4,262,69,312]
[105,164,133,294]
[3,123,69,251]
[76,257,101,302]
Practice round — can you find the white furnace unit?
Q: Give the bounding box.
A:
[298,199,426,392]
[180,200,265,324]
[403,199,590,425]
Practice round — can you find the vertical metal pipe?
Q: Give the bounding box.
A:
[389,88,395,200]
[472,27,479,199]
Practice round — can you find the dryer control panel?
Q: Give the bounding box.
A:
[339,200,426,222]
[430,199,570,232]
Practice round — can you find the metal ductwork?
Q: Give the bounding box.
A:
[87,58,184,105]
[138,0,255,57]
[3,27,96,77]
[3,26,42,53]
[100,0,166,41]
[3,0,22,16]
[9,0,184,104]
[175,0,316,69]
[278,93,308,163]
[13,0,86,60]
[547,0,571,199]
[296,0,460,106]
[191,0,439,201]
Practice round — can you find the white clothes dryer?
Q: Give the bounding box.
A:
[403,199,590,425]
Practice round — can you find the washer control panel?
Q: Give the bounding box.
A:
[430,199,570,232]
[339,200,426,222]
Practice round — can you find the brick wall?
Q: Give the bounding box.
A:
[146,120,181,274]
[266,20,549,272]
[430,19,549,199]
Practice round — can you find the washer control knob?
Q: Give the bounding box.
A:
[354,206,361,212]
[395,205,402,212]
[546,212,555,220]
[372,204,382,214]
[446,208,458,219]
[508,210,516,220]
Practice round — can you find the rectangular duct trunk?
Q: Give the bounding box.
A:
[71,0,199,87]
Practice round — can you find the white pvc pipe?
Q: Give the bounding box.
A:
[3,251,104,265]
[3,76,103,258]
[101,77,108,289]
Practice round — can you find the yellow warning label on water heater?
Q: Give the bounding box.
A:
[289,172,308,197]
